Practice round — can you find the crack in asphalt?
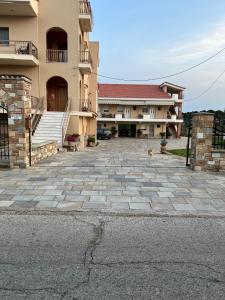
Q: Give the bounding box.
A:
[92,260,225,284]
[1,217,225,298]
[60,218,106,299]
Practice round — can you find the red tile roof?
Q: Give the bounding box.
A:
[98,84,171,99]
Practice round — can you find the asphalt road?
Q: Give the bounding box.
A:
[0,212,225,299]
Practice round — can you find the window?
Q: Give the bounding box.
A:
[117,106,123,113]
[157,124,161,128]
[133,106,136,111]
[142,107,149,113]
[103,109,109,113]
[0,28,9,44]
[158,107,161,111]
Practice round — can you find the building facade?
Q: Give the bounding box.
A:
[98,83,185,138]
[0,0,99,147]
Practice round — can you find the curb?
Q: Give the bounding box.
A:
[0,207,225,219]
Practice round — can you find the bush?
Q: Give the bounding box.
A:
[160,132,166,138]
[87,136,95,145]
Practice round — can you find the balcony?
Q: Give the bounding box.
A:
[79,50,92,74]
[79,1,93,32]
[81,99,92,112]
[0,0,38,16]
[0,40,39,66]
[46,50,68,63]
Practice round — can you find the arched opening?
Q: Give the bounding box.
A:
[46,27,68,62]
[47,76,68,111]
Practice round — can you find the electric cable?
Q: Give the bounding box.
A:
[91,45,225,82]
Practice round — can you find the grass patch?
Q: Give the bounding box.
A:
[168,148,189,157]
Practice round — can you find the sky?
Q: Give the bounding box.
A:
[90,0,225,112]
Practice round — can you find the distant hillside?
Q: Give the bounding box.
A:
[182,110,225,136]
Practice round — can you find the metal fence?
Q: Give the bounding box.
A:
[213,118,225,150]
[0,105,9,162]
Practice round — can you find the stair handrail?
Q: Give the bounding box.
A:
[31,96,44,135]
[61,98,71,146]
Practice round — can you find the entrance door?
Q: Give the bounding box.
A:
[47,76,68,112]
[149,125,154,138]
[124,108,131,119]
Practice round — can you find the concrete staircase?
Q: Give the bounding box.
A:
[32,112,64,146]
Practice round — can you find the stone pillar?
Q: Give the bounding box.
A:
[0,75,32,168]
[191,113,214,171]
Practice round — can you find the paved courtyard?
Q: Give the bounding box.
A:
[0,138,225,214]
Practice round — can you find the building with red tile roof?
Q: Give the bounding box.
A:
[97,82,185,139]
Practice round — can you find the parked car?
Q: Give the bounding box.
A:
[97,129,112,140]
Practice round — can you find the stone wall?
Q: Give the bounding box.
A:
[0,75,58,168]
[191,113,225,172]
[31,141,58,166]
[0,75,31,168]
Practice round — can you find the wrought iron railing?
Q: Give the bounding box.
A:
[62,98,71,146]
[46,49,68,63]
[31,97,44,135]
[80,50,92,65]
[79,1,93,17]
[0,40,38,59]
[81,98,92,112]
[0,105,9,162]
[213,118,225,150]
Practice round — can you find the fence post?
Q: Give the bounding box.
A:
[191,113,214,171]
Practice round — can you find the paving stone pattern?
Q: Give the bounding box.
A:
[0,138,225,213]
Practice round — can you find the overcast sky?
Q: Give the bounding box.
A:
[90,0,225,112]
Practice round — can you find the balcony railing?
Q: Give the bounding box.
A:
[79,1,92,15]
[46,49,68,63]
[81,99,92,112]
[80,50,92,65]
[0,40,38,59]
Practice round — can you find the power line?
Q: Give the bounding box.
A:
[93,45,225,82]
[184,67,225,103]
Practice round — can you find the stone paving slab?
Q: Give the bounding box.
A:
[0,138,225,214]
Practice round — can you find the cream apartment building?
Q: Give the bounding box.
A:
[98,83,185,138]
[0,0,99,147]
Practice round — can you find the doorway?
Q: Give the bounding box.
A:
[118,124,136,138]
[47,76,68,111]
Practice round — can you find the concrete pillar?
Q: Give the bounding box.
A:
[0,75,32,168]
[191,113,214,171]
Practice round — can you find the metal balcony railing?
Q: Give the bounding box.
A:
[79,1,92,17]
[46,49,68,63]
[81,99,92,112]
[80,50,92,65]
[0,40,38,59]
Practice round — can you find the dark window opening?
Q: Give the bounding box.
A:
[0,27,9,44]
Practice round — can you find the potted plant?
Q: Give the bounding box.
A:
[137,129,143,138]
[160,132,166,139]
[67,133,80,145]
[160,139,168,154]
[87,135,96,147]
[111,126,118,138]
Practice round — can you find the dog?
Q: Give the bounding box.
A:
[148,149,153,156]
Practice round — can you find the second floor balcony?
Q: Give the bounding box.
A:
[81,98,92,112]
[46,49,68,63]
[0,0,38,17]
[79,1,93,32]
[0,40,39,66]
[79,50,92,74]
[98,112,183,123]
